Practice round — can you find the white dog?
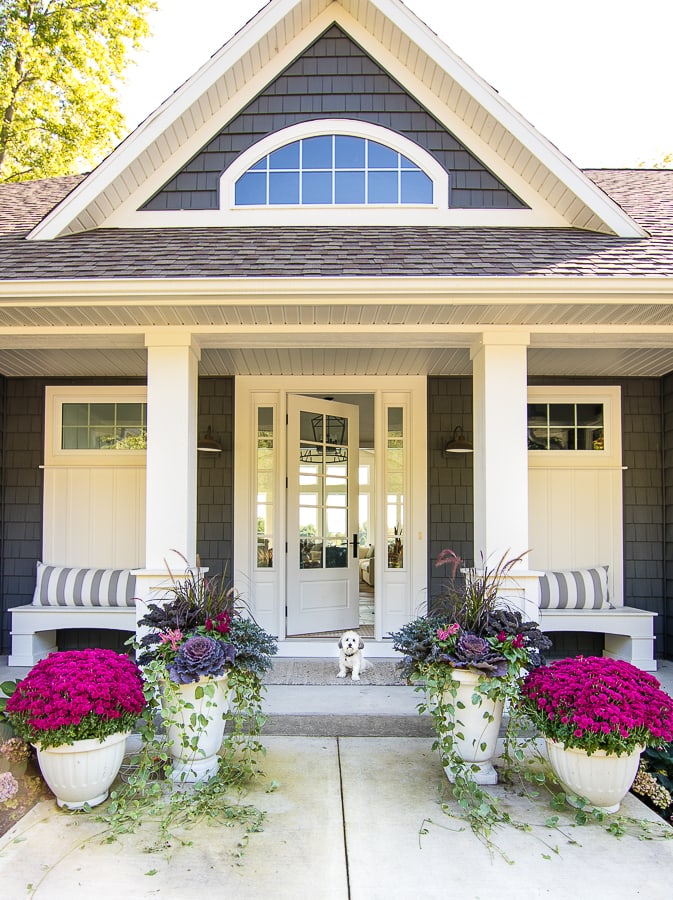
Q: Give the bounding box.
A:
[337,630,370,681]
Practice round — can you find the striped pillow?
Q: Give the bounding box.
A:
[32,563,136,608]
[539,566,610,610]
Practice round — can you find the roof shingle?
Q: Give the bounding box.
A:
[0,170,672,281]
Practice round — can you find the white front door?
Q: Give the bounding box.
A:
[286,394,360,635]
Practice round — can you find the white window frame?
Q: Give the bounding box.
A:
[220,119,449,226]
[45,385,148,468]
[527,385,621,469]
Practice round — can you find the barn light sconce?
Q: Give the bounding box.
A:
[444,426,473,454]
[197,426,222,453]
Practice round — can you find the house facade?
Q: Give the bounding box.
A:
[0,0,672,659]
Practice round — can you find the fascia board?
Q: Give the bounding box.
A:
[1,276,673,305]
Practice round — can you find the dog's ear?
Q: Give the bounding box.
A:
[338,638,343,648]
[358,638,364,650]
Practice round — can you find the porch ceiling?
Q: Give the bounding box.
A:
[1,344,673,379]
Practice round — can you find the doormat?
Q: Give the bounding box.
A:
[263,658,408,686]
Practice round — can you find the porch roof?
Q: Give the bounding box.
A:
[0,170,672,282]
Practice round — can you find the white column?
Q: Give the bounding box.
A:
[471,331,530,565]
[143,332,200,570]
[471,333,541,620]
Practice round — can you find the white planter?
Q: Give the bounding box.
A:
[545,739,643,813]
[441,668,505,785]
[35,731,129,810]
[162,675,229,784]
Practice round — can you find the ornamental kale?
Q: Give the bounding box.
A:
[434,632,508,678]
[167,635,236,684]
[389,549,550,681]
[136,561,278,678]
[4,649,146,749]
[521,656,673,756]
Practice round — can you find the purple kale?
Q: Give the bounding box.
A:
[167,635,236,684]
[434,632,509,678]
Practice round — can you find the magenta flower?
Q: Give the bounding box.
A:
[159,628,183,651]
[521,656,673,755]
[4,649,146,749]
[436,624,460,641]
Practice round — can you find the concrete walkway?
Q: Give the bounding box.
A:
[1,659,672,899]
[1,735,672,899]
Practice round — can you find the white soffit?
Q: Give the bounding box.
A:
[28,0,645,241]
[3,345,673,379]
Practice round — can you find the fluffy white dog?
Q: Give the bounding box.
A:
[337,630,370,681]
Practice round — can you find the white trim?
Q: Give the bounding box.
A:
[220,119,447,224]
[105,208,561,228]
[3,276,673,304]
[527,385,621,469]
[45,385,147,468]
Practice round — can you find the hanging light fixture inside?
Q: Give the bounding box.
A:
[197,426,222,453]
[444,426,473,454]
[299,414,348,464]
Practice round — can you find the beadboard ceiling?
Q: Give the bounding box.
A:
[1,345,673,379]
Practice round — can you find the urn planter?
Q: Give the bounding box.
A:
[162,675,229,784]
[545,738,643,813]
[442,668,505,785]
[34,731,129,810]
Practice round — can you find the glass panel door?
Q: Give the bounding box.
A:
[287,395,360,635]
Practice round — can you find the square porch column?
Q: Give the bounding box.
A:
[471,332,540,619]
[143,332,200,570]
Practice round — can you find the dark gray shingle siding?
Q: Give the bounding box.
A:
[197,378,234,576]
[428,375,669,657]
[143,25,524,212]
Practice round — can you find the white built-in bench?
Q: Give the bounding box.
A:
[536,566,658,672]
[9,563,136,667]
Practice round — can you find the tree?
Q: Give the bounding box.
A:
[0,0,156,182]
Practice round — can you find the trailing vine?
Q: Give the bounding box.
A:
[414,666,673,860]
[96,659,271,855]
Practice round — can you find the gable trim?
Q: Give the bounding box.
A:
[27,0,645,240]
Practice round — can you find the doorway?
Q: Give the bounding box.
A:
[286,393,376,638]
[234,374,426,654]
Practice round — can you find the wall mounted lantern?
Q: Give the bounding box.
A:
[444,426,473,454]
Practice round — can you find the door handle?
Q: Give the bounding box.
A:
[352,534,358,558]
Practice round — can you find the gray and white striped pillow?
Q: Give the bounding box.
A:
[539,566,610,610]
[32,563,136,608]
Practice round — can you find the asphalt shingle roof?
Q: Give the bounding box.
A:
[0,169,672,281]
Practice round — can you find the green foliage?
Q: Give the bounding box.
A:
[0,679,18,722]
[413,665,673,857]
[634,742,673,822]
[98,657,270,850]
[0,0,156,182]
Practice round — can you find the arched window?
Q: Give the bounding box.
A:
[234,134,434,207]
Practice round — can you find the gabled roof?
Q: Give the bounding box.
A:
[28,0,644,240]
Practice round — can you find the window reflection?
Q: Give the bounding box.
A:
[256,408,274,568]
[235,136,433,206]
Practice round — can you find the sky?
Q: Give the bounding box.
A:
[119,0,673,169]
